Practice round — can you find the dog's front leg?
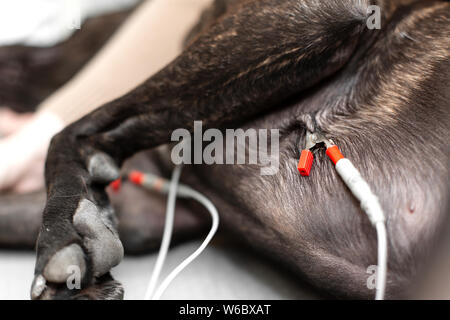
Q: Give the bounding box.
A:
[31,0,378,299]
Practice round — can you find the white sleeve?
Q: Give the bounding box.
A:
[335,158,386,225]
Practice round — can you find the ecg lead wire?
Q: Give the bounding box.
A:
[127,167,220,300]
[152,183,219,300]
[143,165,182,300]
[298,133,388,300]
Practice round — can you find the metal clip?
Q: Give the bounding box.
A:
[298,131,333,176]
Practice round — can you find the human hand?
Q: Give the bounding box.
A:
[0,108,33,137]
[0,110,64,193]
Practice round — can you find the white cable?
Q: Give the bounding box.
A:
[144,165,220,300]
[152,186,219,300]
[335,158,387,300]
[144,165,182,300]
[375,221,387,300]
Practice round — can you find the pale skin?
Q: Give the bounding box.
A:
[0,109,39,193]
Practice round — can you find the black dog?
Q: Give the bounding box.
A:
[21,0,450,299]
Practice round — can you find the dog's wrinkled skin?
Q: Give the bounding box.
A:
[3,0,447,299]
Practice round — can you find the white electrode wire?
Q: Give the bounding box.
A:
[144,165,182,300]
[334,158,387,300]
[144,165,220,300]
[151,185,219,300]
[375,221,387,300]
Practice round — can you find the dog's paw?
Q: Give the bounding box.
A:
[31,152,124,300]
[31,198,124,300]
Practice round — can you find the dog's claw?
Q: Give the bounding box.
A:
[31,273,124,300]
[30,274,47,300]
[42,244,86,283]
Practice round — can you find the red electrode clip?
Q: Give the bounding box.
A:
[110,178,122,192]
[298,150,314,176]
[129,171,145,186]
[298,131,337,176]
[326,145,344,165]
